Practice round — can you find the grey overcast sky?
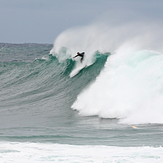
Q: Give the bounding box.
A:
[0,0,163,44]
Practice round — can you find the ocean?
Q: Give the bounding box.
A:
[0,41,163,163]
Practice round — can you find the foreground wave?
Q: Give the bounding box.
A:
[0,141,163,163]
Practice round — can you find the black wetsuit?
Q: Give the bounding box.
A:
[73,52,85,62]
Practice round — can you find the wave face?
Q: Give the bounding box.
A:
[0,54,107,111]
[50,20,163,124]
[0,43,107,125]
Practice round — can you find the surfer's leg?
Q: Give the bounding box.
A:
[80,57,83,63]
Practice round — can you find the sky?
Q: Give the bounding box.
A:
[0,0,163,44]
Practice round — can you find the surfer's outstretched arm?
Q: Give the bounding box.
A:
[73,54,78,58]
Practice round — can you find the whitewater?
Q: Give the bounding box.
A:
[1,142,163,163]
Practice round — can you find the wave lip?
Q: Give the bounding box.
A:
[50,43,109,77]
[72,48,163,124]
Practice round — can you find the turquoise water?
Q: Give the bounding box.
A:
[0,43,163,162]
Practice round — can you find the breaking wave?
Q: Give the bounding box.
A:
[50,20,163,124]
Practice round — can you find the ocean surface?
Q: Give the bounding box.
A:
[0,42,163,163]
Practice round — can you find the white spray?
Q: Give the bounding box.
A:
[51,18,163,124]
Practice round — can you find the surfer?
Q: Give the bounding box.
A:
[73,52,85,62]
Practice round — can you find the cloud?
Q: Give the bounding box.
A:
[1,0,163,43]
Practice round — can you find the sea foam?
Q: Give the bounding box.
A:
[0,142,163,163]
